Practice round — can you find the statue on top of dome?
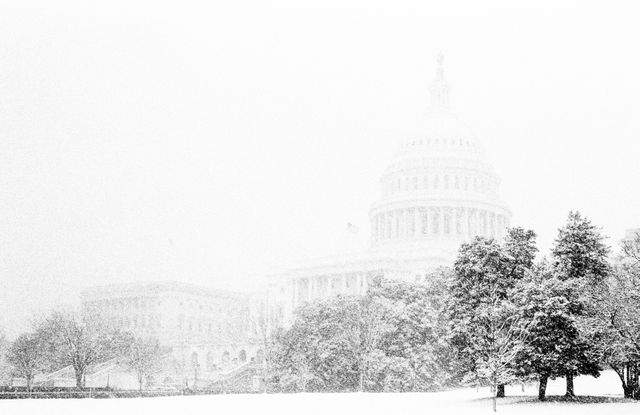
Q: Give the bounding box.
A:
[429,52,450,110]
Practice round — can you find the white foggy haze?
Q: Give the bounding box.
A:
[0,0,638,335]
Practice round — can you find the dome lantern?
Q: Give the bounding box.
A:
[429,52,450,110]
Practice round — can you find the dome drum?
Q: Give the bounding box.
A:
[369,54,511,254]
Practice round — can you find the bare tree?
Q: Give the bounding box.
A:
[468,289,531,412]
[255,303,278,392]
[0,329,12,386]
[6,333,44,392]
[599,233,640,399]
[356,294,393,392]
[122,336,164,392]
[36,310,123,389]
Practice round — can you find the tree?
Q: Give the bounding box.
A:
[355,283,393,391]
[0,329,12,386]
[552,212,610,284]
[270,273,457,393]
[448,228,537,404]
[122,335,165,392]
[513,261,595,401]
[366,271,453,392]
[598,231,640,399]
[550,211,610,397]
[36,310,126,389]
[269,296,362,392]
[6,332,44,392]
[472,292,529,412]
[254,295,280,392]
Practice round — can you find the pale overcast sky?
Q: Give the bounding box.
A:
[0,0,639,335]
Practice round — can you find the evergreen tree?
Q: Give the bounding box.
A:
[550,211,610,397]
[512,261,596,401]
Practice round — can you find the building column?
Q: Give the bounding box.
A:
[405,209,410,239]
[373,215,378,242]
[473,209,478,237]
[414,208,421,238]
[292,279,297,308]
[391,211,396,239]
[385,214,390,240]
[462,208,468,238]
[470,209,476,236]
[439,207,445,236]
[445,207,451,235]
[423,208,429,236]
[482,211,488,236]
[430,207,437,236]
[491,213,496,238]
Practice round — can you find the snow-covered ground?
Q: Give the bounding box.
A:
[2,370,638,415]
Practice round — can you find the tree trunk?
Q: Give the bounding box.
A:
[565,373,575,398]
[26,374,32,393]
[492,375,498,412]
[613,365,630,398]
[538,375,548,401]
[630,362,640,400]
[496,383,505,398]
[75,370,84,390]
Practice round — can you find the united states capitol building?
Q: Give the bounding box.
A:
[76,55,511,389]
[265,54,511,327]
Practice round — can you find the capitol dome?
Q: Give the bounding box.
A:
[369,54,511,270]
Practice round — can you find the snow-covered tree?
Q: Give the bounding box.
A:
[598,232,640,399]
[121,335,165,392]
[366,271,453,392]
[550,211,610,397]
[269,274,453,393]
[6,332,45,392]
[269,296,363,392]
[513,261,596,401]
[448,228,537,403]
[36,310,126,389]
[0,329,12,386]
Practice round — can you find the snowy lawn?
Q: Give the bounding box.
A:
[2,370,638,415]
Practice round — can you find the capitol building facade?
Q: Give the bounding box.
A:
[72,55,511,389]
[266,55,511,326]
